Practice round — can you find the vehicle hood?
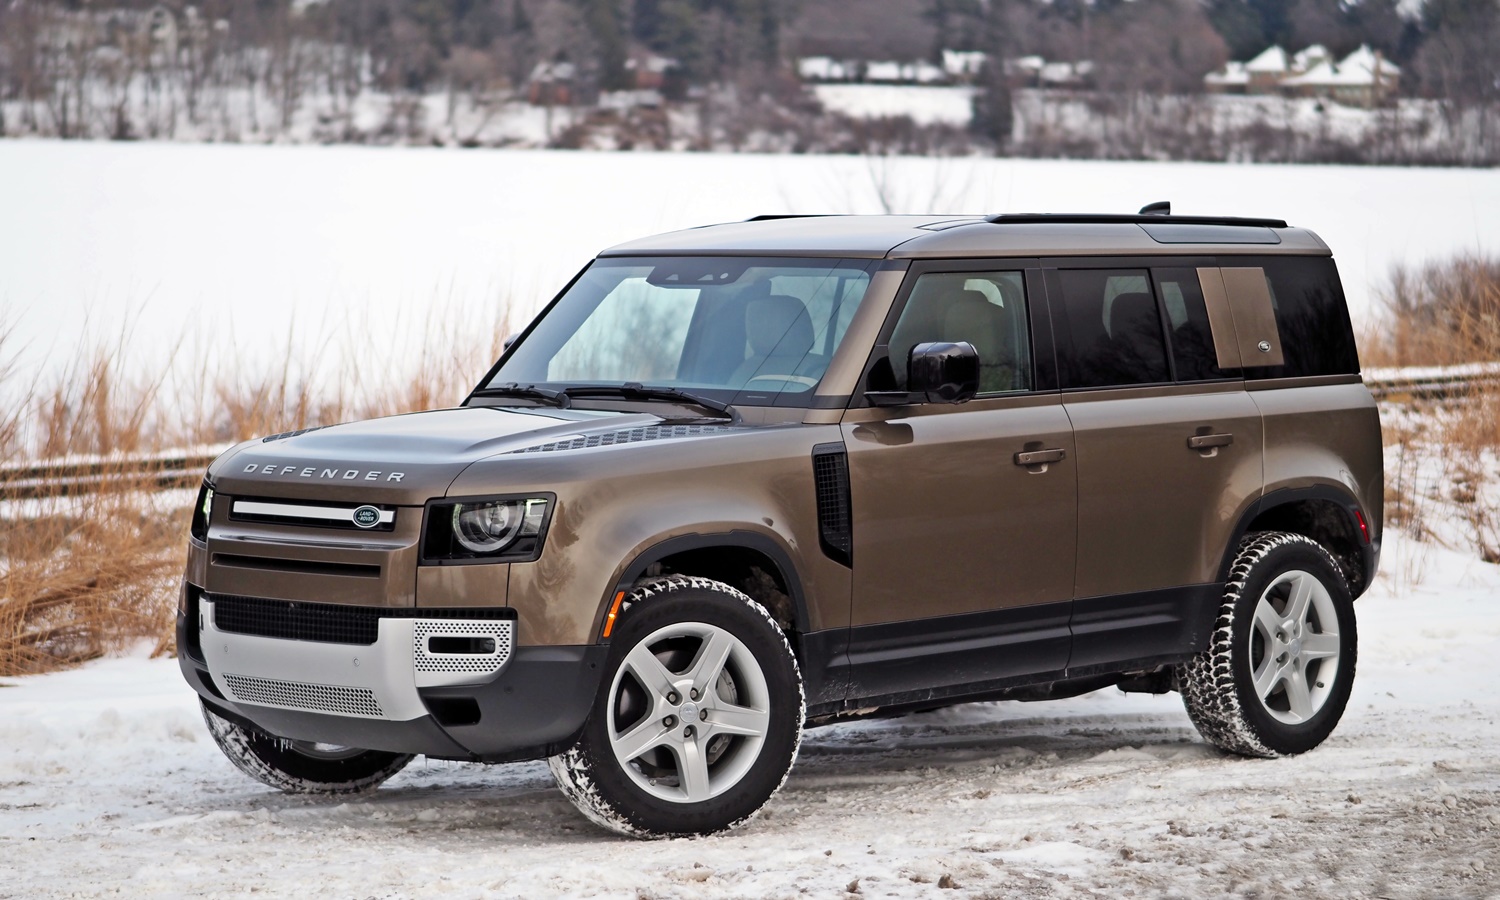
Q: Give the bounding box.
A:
[207,406,663,504]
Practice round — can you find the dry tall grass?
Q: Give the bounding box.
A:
[1,303,513,676]
[1362,252,1500,564]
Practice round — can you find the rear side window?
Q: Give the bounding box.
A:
[1052,269,1170,389]
[1153,268,1233,381]
[1237,257,1360,378]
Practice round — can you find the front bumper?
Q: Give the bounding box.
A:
[178,590,607,762]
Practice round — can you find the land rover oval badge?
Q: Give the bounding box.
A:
[1258,340,1272,353]
[352,505,382,528]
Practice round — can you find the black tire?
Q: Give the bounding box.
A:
[1178,531,1358,758]
[548,575,805,838]
[202,701,414,794]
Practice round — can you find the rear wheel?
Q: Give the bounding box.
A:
[549,576,804,838]
[202,701,413,794]
[1178,532,1357,757]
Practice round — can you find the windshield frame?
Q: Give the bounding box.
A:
[468,255,884,410]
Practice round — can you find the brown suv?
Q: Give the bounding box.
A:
[177,208,1381,837]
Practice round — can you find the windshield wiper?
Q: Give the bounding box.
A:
[471,383,571,408]
[560,383,740,424]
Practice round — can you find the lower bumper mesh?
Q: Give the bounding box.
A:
[223,673,384,718]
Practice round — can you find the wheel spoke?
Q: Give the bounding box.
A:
[623,643,679,698]
[1253,597,1283,641]
[1252,654,1281,701]
[612,716,671,763]
[676,735,712,802]
[686,630,735,696]
[1286,574,1314,627]
[1302,632,1341,660]
[707,701,769,738]
[1284,669,1314,721]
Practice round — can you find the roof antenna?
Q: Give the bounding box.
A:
[1139,201,1171,216]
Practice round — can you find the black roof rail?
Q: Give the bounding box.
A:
[744,214,832,222]
[982,213,1289,228]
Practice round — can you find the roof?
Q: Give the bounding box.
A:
[1283,46,1399,88]
[1205,61,1249,86]
[1245,45,1289,73]
[599,215,1331,260]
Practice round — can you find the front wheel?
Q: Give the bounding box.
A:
[202,701,413,794]
[1178,531,1358,757]
[549,576,804,838]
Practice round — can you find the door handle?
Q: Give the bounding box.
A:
[1187,433,1234,450]
[1014,448,1066,467]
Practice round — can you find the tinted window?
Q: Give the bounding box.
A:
[1237,257,1360,378]
[1153,268,1233,381]
[887,271,1032,394]
[1054,269,1170,389]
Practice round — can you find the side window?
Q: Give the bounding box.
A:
[1153,268,1233,381]
[887,271,1032,394]
[1054,268,1170,389]
[1245,257,1360,378]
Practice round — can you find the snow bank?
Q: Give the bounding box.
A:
[2,530,1497,897]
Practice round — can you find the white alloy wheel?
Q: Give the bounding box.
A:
[608,621,772,804]
[1246,569,1344,724]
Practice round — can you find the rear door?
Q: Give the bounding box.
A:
[1044,261,1265,670]
[840,260,1077,703]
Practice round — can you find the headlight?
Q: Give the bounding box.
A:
[423,495,553,563]
[190,481,214,542]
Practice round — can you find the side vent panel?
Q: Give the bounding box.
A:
[812,443,853,568]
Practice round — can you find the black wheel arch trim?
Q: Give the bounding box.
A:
[1221,485,1377,597]
[607,531,811,636]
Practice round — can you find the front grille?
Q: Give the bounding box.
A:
[214,595,383,644]
[223,673,383,717]
[511,424,730,454]
[210,594,515,646]
[812,443,852,567]
[228,497,396,532]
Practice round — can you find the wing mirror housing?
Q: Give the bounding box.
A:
[865,341,980,406]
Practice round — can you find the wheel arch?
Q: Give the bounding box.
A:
[607,532,809,638]
[1220,485,1376,598]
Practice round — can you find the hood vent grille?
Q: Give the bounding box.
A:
[511,423,731,454]
[261,425,331,443]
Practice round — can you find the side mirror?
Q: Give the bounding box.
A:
[908,341,979,404]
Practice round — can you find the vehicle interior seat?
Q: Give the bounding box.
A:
[728,293,816,387]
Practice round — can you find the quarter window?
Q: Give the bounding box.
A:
[887,271,1032,394]
[1054,269,1171,389]
[1153,268,1233,381]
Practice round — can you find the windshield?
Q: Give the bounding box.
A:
[487,257,879,406]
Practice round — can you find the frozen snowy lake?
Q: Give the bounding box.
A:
[3,140,1499,386]
[1,533,1498,897]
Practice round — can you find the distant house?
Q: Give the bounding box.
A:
[1204,61,1249,94]
[1205,43,1397,106]
[1281,45,1400,107]
[624,52,678,91]
[527,61,576,106]
[942,50,987,84]
[1243,45,1289,94]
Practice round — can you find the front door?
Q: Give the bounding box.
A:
[840,263,1077,704]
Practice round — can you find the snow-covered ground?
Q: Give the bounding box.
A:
[1,530,1497,898]
[4,141,1500,392]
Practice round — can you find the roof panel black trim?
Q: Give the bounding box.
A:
[983,213,1289,228]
